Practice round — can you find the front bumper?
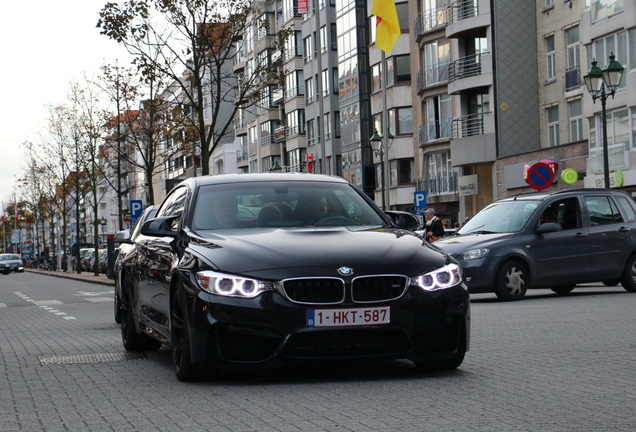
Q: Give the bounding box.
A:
[182,280,470,368]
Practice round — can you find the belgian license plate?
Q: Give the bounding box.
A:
[306,307,390,327]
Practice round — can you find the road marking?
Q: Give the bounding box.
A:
[14,292,77,321]
[85,297,113,303]
[76,291,114,297]
[0,303,6,308]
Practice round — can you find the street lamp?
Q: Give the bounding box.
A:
[370,129,394,210]
[584,52,625,188]
[269,161,282,172]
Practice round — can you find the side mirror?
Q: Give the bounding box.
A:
[536,222,562,234]
[140,215,179,238]
[385,211,420,231]
[114,229,131,244]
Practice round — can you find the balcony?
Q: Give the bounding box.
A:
[417,62,449,93]
[446,0,489,38]
[451,112,489,139]
[414,8,448,41]
[449,112,496,165]
[418,121,452,147]
[274,126,286,143]
[449,53,484,82]
[420,172,459,196]
[447,0,478,24]
[448,53,492,94]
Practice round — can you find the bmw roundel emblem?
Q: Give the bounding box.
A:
[337,266,354,276]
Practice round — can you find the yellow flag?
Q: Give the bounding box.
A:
[372,0,400,54]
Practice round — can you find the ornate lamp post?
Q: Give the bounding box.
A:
[584,53,625,188]
[370,129,394,210]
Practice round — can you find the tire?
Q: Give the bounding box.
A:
[120,274,161,352]
[171,284,198,382]
[620,254,636,293]
[494,260,528,301]
[550,285,575,294]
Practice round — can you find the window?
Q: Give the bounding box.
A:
[303,36,313,62]
[426,151,456,195]
[320,26,328,52]
[584,196,623,226]
[545,0,554,9]
[386,55,410,86]
[396,2,409,32]
[305,77,315,103]
[391,107,413,135]
[330,24,338,50]
[334,111,341,138]
[547,105,559,146]
[389,159,414,186]
[424,41,450,86]
[425,94,452,142]
[569,99,583,142]
[546,35,556,81]
[395,55,411,83]
[616,196,636,221]
[590,0,624,21]
[371,63,382,93]
[322,69,329,96]
[307,119,315,145]
[324,112,331,139]
[565,26,580,89]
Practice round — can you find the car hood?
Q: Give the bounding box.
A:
[1,259,23,265]
[434,232,517,256]
[187,228,448,279]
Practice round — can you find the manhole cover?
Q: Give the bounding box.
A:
[39,352,146,365]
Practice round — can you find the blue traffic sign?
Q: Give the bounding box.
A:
[414,191,427,215]
[130,200,143,226]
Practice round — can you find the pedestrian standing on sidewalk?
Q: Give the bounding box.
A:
[424,208,445,243]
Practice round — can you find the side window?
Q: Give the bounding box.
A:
[157,187,188,230]
[615,196,636,222]
[540,197,581,230]
[584,196,623,226]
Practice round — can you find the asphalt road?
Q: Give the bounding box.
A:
[1,272,635,431]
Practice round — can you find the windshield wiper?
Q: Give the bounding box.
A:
[465,230,496,235]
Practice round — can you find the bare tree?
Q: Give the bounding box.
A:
[98,0,288,176]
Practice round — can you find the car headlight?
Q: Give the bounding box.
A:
[460,248,489,261]
[195,270,272,298]
[412,263,463,291]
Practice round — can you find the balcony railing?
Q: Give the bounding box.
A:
[565,66,581,91]
[260,134,275,146]
[279,7,302,23]
[448,53,486,83]
[451,112,490,139]
[236,149,249,162]
[414,9,448,38]
[418,120,452,146]
[418,172,459,196]
[417,62,450,92]
[447,0,479,24]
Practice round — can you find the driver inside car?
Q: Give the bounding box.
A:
[294,194,328,225]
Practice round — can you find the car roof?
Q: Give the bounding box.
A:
[498,188,632,203]
[174,173,349,190]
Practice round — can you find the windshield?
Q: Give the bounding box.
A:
[0,255,19,261]
[191,181,387,230]
[459,200,540,234]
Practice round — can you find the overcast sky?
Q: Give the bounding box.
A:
[0,1,132,207]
